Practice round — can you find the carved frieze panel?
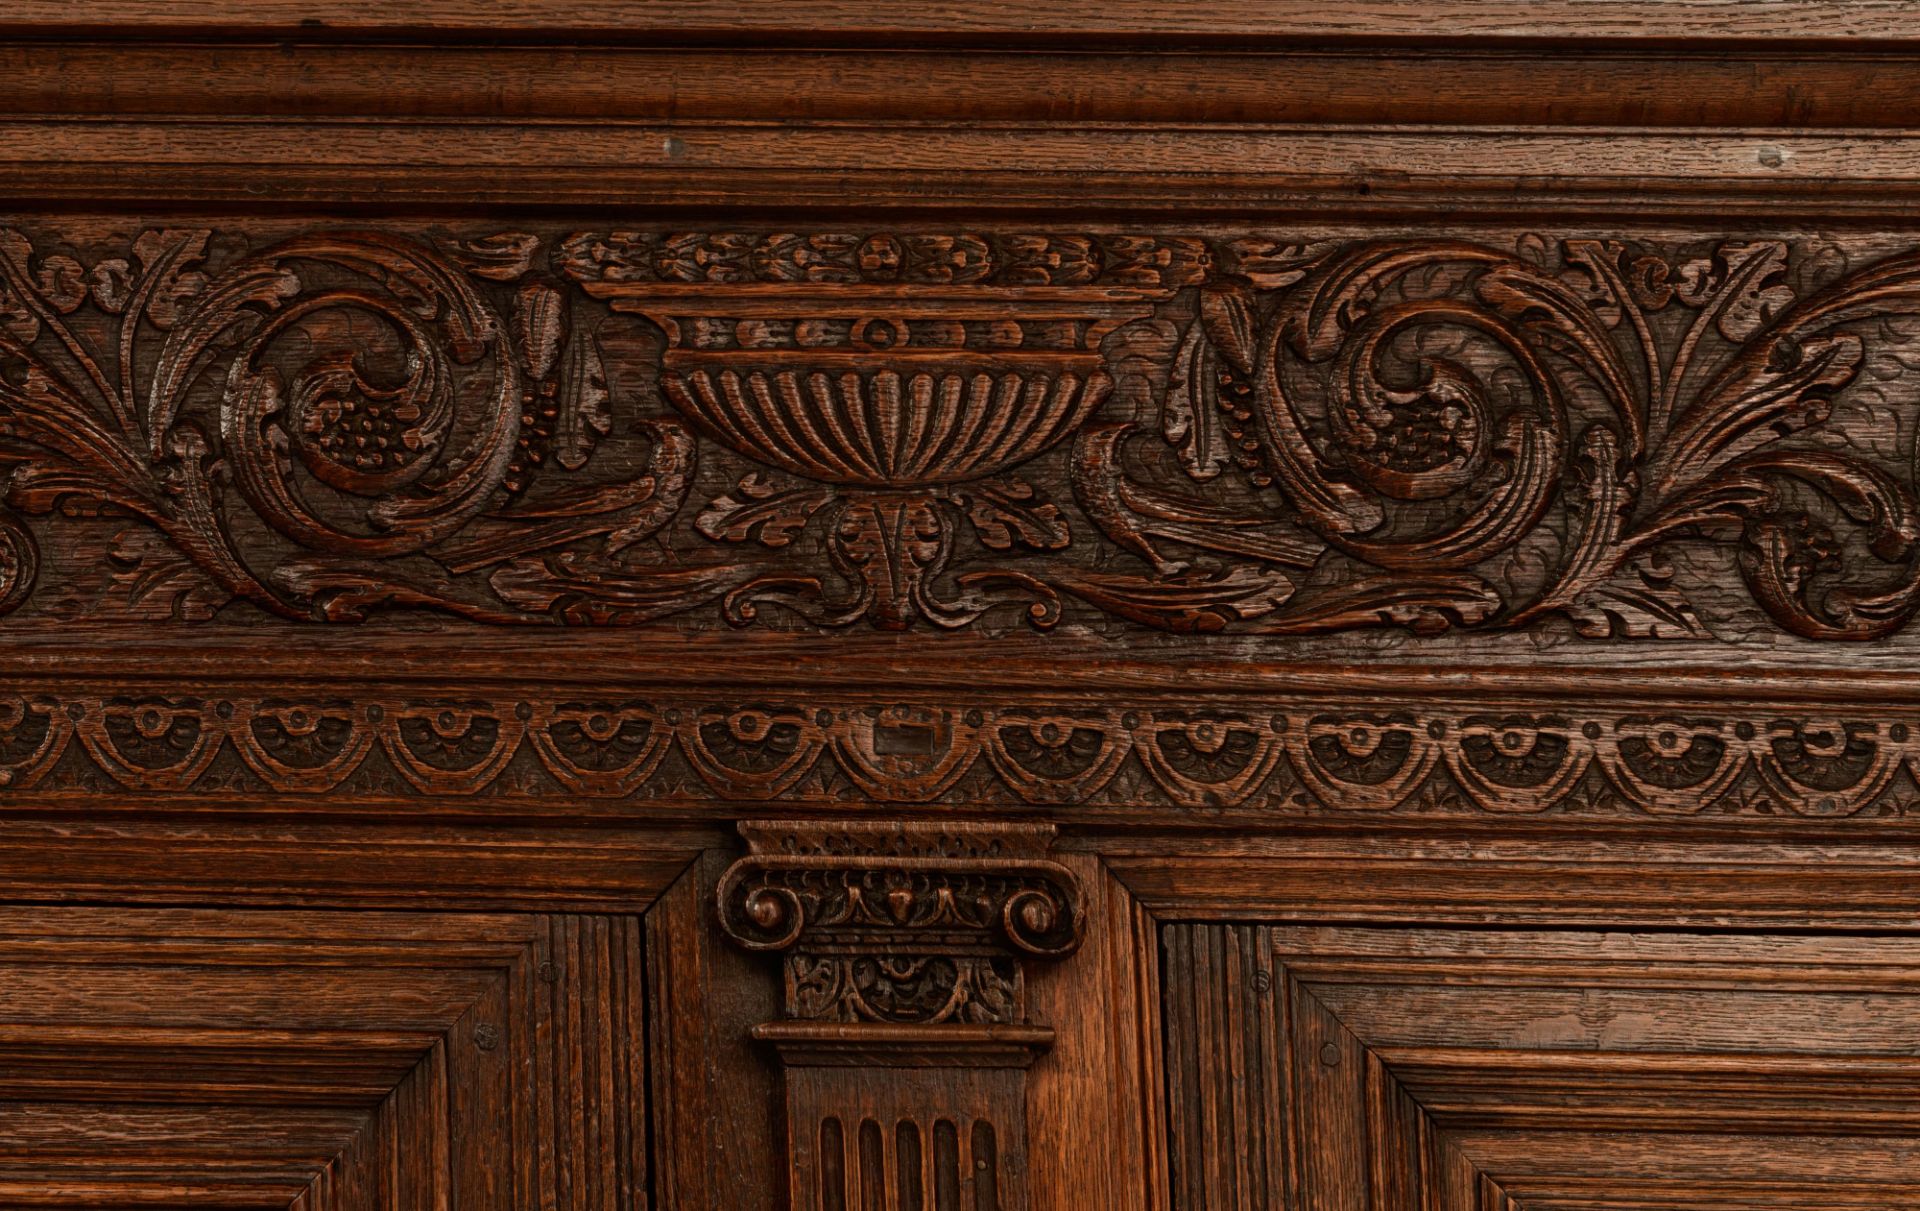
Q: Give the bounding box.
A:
[0,222,1919,654]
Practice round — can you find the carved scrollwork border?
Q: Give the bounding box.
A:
[2,223,1920,647]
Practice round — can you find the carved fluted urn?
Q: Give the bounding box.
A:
[584,278,1166,627]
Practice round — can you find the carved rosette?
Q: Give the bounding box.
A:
[717,819,1084,1210]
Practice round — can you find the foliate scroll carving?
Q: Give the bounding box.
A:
[5,223,1920,646]
[717,820,1083,1211]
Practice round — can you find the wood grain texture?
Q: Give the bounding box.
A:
[1098,831,1920,928]
[1,1,1916,44]
[1026,855,1168,1211]
[0,7,1916,1209]
[644,851,784,1211]
[2,130,1918,214]
[10,44,1920,128]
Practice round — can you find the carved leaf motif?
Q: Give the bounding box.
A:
[554,230,652,282]
[1101,235,1210,287]
[514,282,567,380]
[1050,565,1296,633]
[142,253,301,456]
[1197,284,1257,376]
[951,477,1069,551]
[1248,575,1504,637]
[205,232,521,565]
[655,232,754,282]
[1555,239,1627,327]
[102,527,231,622]
[1219,236,1323,290]
[1678,240,1796,341]
[1163,286,1257,482]
[0,233,42,343]
[129,229,212,329]
[1002,235,1098,285]
[554,323,611,472]
[697,473,834,548]
[88,259,134,314]
[487,555,744,625]
[32,255,86,315]
[1567,558,1712,639]
[0,281,37,344]
[752,233,862,283]
[899,234,992,284]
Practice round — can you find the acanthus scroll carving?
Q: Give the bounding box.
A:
[4,223,1920,644]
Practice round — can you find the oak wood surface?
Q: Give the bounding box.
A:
[6,1,1919,44]
[0,5,1917,1209]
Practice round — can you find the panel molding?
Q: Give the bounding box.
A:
[0,907,647,1210]
[1163,923,1920,1211]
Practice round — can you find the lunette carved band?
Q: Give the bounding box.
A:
[0,226,1917,641]
[4,691,1915,819]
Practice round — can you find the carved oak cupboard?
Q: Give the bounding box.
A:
[4,4,1920,1208]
